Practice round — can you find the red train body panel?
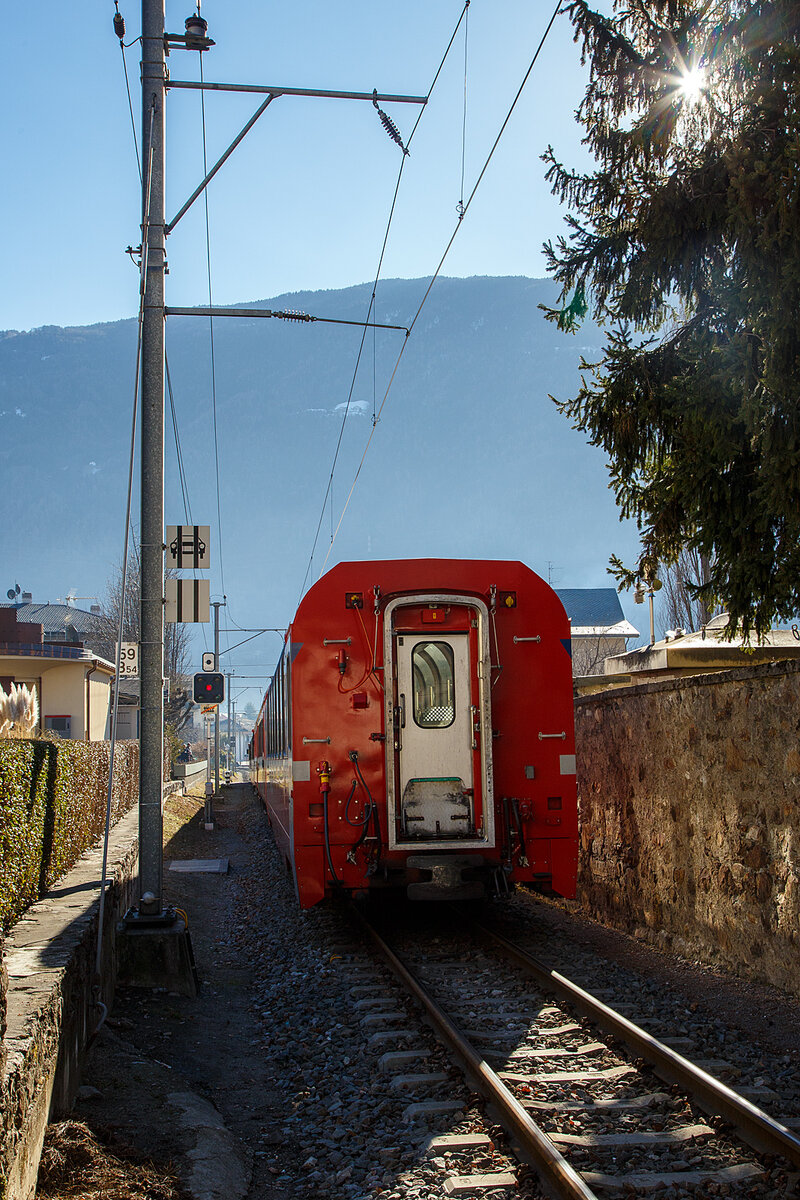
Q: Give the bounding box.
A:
[249,559,577,908]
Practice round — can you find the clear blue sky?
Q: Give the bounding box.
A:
[2,1,593,332]
[3,2,651,702]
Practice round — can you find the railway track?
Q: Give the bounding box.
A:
[350,906,800,1199]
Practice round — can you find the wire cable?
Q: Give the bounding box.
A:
[165,349,193,525]
[199,52,226,600]
[93,98,155,1028]
[114,3,142,183]
[297,1,471,601]
[116,9,195,547]
[320,1,562,573]
[458,1,470,218]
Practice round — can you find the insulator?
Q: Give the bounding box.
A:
[275,309,313,323]
[114,11,126,39]
[372,89,409,155]
[185,14,208,37]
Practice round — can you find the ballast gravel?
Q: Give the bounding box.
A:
[67,783,800,1200]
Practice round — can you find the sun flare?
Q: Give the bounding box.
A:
[679,65,706,105]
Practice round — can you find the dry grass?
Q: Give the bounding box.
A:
[162,791,205,841]
[36,1121,190,1200]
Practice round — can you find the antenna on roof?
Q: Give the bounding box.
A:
[6,583,21,603]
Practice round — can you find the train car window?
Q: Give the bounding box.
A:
[412,641,455,728]
[284,645,292,753]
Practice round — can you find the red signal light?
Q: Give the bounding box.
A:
[193,672,224,703]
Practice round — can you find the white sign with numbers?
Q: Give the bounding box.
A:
[119,642,139,676]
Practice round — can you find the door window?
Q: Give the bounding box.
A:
[412,641,455,728]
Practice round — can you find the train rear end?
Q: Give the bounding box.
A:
[251,559,577,908]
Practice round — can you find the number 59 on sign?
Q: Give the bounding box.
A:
[119,642,139,676]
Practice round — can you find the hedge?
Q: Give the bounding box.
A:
[0,739,139,931]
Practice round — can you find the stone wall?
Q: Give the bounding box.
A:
[1,808,140,1200]
[575,660,800,997]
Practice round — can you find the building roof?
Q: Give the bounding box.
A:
[555,588,639,639]
[0,602,101,638]
[0,643,115,672]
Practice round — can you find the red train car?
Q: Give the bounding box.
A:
[249,559,577,908]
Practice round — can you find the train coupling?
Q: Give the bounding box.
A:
[406,855,485,902]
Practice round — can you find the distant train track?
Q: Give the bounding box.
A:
[351,906,800,1199]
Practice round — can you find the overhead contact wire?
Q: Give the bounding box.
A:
[298,1,471,601]
[458,1,470,217]
[199,52,226,600]
[321,0,561,570]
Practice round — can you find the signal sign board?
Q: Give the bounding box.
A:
[166,525,210,570]
[165,579,210,623]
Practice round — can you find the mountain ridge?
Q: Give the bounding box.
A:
[0,275,639,669]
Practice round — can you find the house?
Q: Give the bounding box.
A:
[555,588,639,678]
[0,604,114,740]
[603,612,800,682]
[1,594,105,650]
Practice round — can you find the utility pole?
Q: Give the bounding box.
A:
[211,599,226,792]
[138,0,166,919]
[116,0,205,997]
[226,673,233,774]
[119,0,420,993]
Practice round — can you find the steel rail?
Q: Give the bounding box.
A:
[350,907,598,1200]
[473,921,800,1166]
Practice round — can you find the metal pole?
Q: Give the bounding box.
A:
[227,674,232,774]
[139,0,166,917]
[649,588,655,645]
[212,600,225,791]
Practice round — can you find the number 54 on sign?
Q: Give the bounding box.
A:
[119,643,139,676]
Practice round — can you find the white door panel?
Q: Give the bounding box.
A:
[396,633,474,838]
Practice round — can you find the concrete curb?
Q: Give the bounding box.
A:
[168,1092,252,1200]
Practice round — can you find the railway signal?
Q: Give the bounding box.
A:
[193,672,225,704]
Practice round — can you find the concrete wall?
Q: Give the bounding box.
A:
[575,659,800,997]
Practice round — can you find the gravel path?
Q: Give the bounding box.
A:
[57,782,800,1200]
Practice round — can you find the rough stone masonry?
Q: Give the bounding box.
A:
[574,659,800,997]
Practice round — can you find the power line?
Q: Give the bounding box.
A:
[165,350,193,525]
[320,0,563,574]
[114,10,195,538]
[199,51,226,601]
[113,4,142,182]
[297,1,472,602]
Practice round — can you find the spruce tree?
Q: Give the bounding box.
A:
[543,0,800,637]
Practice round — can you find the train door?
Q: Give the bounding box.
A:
[395,632,474,838]
[384,594,494,851]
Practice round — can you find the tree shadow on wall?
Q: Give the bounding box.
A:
[30,740,59,900]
